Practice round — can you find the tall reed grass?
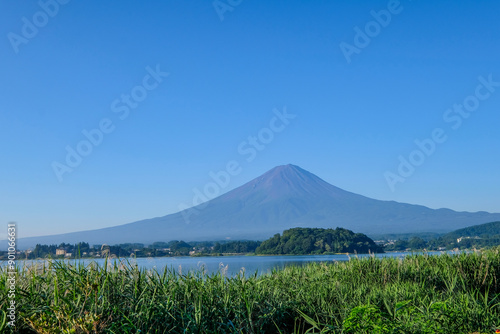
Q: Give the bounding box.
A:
[1,249,499,333]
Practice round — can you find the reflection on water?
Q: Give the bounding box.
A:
[14,251,459,277]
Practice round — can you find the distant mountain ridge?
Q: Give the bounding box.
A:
[10,164,500,248]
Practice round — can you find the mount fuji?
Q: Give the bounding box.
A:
[13,164,500,248]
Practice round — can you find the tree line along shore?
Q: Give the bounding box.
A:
[1,247,500,333]
[4,222,500,260]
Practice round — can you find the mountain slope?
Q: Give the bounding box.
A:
[441,221,500,241]
[434,221,500,249]
[12,164,500,248]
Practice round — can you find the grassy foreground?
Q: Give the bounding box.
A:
[1,250,500,333]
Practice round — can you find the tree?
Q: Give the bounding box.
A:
[408,237,427,250]
[256,228,383,255]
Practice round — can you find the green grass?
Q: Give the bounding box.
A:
[1,249,500,333]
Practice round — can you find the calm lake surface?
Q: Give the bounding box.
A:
[17,251,457,277]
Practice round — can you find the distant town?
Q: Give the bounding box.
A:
[3,222,500,260]
[0,240,262,260]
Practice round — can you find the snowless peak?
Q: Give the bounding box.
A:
[11,164,500,248]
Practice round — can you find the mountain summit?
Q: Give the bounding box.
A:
[14,164,500,247]
[221,164,351,201]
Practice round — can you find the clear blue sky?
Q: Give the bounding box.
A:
[1,0,499,239]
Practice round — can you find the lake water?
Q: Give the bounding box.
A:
[16,251,456,277]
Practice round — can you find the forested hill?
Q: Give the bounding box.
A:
[442,221,500,239]
[255,227,383,255]
[432,221,500,249]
